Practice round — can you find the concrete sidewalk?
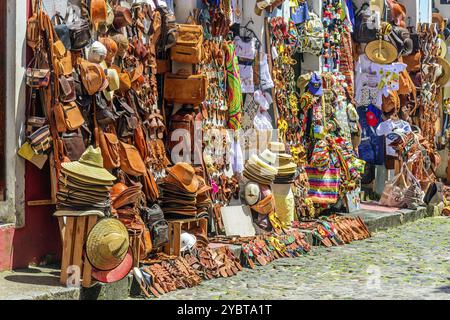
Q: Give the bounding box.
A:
[0,204,442,300]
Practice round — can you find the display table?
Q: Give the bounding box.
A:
[56,213,99,288]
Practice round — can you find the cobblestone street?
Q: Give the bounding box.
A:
[157,217,450,300]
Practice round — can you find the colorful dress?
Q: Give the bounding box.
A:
[225,43,243,130]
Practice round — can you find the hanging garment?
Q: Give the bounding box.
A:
[225,43,243,130]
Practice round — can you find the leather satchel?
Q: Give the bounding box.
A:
[96,127,121,169]
[63,102,85,131]
[164,71,207,105]
[62,129,86,161]
[59,76,76,103]
[119,141,147,176]
[170,24,203,64]
[54,102,68,133]
[66,6,91,51]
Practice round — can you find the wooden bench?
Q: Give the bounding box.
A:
[57,215,98,288]
[164,217,208,256]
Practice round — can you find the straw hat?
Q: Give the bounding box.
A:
[365,40,398,65]
[269,142,286,153]
[436,56,450,87]
[167,163,199,193]
[438,38,448,59]
[61,146,116,182]
[92,248,133,283]
[86,218,130,271]
[180,232,197,252]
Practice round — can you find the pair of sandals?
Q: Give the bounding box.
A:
[330,216,371,244]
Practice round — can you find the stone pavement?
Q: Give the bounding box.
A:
[155,217,450,300]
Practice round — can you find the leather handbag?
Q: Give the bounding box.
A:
[387,26,413,56]
[59,76,76,103]
[54,102,68,133]
[29,125,52,154]
[26,68,50,88]
[66,5,91,50]
[119,141,147,176]
[353,3,378,43]
[57,51,73,76]
[250,194,275,215]
[170,24,203,64]
[63,102,85,131]
[27,11,40,50]
[96,126,121,169]
[52,14,71,50]
[113,6,133,29]
[164,71,207,105]
[95,93,117,125]
[142,169,160,203]
[62,129,86,161]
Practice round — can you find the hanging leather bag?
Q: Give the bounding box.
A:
[164,70,207,105]
[52,14,72,50]
[119,141,147,176]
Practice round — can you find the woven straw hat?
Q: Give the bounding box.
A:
[436,56,450,87]
[61,146,116,182]
[86,218,130,271]
[92,248,133,283]
[365,40,398,65]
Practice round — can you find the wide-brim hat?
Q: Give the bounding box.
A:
[196,175,212,195]
[167,163,199,193]
[248,154,278,174]
[438,37,448,59]
[365,40,398,65]
[269,142,286,153]
[61,146,116,183]
[86,218,130,271]
[297,73,312,96]
[92,248,133,283]
[436,56,450,87]
[180,232,197,252]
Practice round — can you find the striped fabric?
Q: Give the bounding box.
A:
[305,166,341,204]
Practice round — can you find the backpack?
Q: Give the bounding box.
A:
[299,12,324,56]
[141,204,169,249]
[353,4,378,43]
[156,5,178,55]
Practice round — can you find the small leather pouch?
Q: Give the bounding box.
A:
[164,71,207,105]
[59,76,76,103]
[250,194,275,215]
[26,68,51,88]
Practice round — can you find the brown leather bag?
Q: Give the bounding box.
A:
[143,169,160,203]
[54,102,67,133]
[164,71,207,105]
[170,24,203,64]
[63,102,85,131]
[119,141,147,176]
[134,125,150,164]
[98,129,121,169]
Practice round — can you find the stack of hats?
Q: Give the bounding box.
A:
[269,142,298,184]
[160,163,199,217]
[196,176,213,215]
[243,151,278,185]
[58,146,116,212]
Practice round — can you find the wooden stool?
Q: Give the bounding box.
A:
[164,218,208,256]
[57,215,98,288]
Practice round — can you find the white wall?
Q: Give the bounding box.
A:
[0,0,27,227]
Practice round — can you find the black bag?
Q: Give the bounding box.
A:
[388,26,413,56]
[141,205,169,249]
[52,14,71,50]
[353,3,378,43]
[66,5,91,51]
[115,98,138,138]
[62,129,86,161]
[95,93,118,126]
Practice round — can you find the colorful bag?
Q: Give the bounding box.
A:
[305,166,341,205]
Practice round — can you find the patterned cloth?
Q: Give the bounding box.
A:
[225,43,243,130]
